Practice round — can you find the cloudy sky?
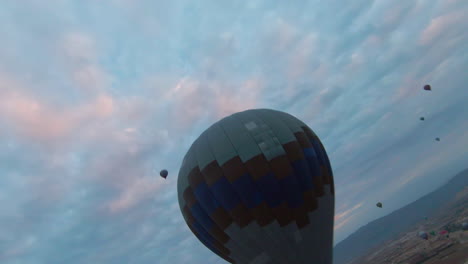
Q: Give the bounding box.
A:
[0,0,467,263]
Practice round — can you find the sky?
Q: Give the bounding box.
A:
[0,0,467,263]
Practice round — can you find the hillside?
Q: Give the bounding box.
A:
[333,168,468,264]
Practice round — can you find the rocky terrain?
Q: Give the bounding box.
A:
[346,185,468,264]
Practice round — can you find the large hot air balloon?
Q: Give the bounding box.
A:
[177,109,335,264]
[376,202,383,208]
[160,169,168,179]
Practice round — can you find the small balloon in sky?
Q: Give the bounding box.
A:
[423,84,431,91]
[376,202,383,208]
[420,117,425,121]
[160,169,168,179]
[435,137,440,141]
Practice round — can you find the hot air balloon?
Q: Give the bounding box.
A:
[177,109,335,264]
[160,169,168,179]
[418,231,428,240]
[435,137,440,141]
[420,117,425,121]
[462,222,468,231]
[423,85,431,91]
[376,202,383,208]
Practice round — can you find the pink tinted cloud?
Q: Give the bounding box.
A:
[166,75,264,130]
[80,135,167,214]
[334,202,363,231]
[0,92,74,140]
[0,83,115,144]
[168,77,210,130]
[214,78,264,119]
[107,176,163,213]
[419,10,465,45]
[72,121,169,214]
[0,77,117,205]
[0,31,116,143]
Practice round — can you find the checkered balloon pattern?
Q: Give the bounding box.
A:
[177,109,335,264]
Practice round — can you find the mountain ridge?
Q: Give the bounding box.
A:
[333,168,468,264]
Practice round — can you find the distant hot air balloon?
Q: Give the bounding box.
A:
[177,109,335,264]
[420,117,425,121]
[423,84,431,91]
[418,231,429,240]
[439,230,449,238]
[160,169,168,179]
[376,202,383,208]
[462,222,468,231]
[435,137,440,141]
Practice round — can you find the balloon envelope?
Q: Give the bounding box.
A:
[177,109,335,264]
[160,169,168,178]
[418,231,428,240]
[462,222,468,230]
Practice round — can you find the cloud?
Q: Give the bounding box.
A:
[59,32,114,95]
[0,0,467,263]
[214,78,265,118]
[335,202,363,222]
[419,10,466,45]
[107,176,162,213]
[287,33,318,80]
[335,202,364,229]
[0,84,114,145]
[62,32,97,63]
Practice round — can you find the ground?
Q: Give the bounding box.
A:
[347,190,468,264]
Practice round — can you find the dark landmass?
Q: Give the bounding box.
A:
[333,168,468,264]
